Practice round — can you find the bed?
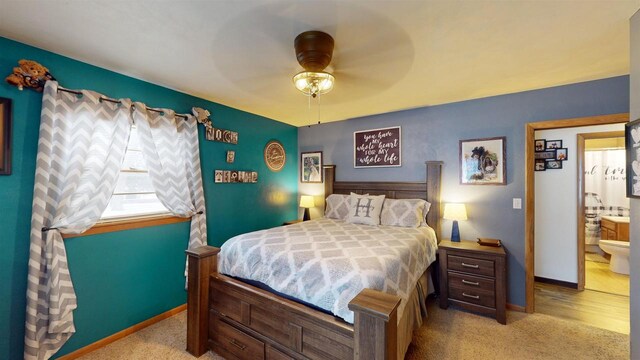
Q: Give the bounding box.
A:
[186,161,443,360]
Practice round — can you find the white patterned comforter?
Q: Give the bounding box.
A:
[218,218,438,324]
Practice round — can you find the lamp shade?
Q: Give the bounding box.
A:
[300,195,315,208]
[443,203,468,221]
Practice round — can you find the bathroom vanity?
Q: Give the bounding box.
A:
[600,216,630,241]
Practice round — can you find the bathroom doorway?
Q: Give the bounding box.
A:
[531,118,630,335]
[577,131,630,297]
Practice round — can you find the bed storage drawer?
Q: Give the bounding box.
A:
[448,284,495,308]
[266,346,295,360]
[210,275,355,360]
[212,316,265,360]
[447,272,495,293]
[447,255,494,277]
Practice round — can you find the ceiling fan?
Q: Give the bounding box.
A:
[292,30,336,98]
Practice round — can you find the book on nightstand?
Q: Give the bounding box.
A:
[477,238,502,247]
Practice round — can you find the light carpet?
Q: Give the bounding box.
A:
[77,299,629,360]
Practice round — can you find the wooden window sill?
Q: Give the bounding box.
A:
[63,214,190,239]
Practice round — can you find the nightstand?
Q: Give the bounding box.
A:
[282,220,303,226]
[438,240,507,324]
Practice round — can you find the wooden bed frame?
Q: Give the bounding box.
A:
[185,161,443,360]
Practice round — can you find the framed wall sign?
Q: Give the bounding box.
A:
[626,118,640,198]
[354,126,401,168]
[0,97,12,175]
[301,151,323,183]
[264,140,286,172]
[460,136,506,185]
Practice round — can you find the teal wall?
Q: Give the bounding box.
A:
[0,37,298,359]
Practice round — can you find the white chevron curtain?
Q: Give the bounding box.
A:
[25,81,132,359]
[132,103,207,265]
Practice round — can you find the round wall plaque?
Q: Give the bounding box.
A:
[264,140,286,172]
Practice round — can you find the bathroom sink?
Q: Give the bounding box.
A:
[600,216,630,223]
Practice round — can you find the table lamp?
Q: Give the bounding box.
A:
[443,203,467,242]
[300,195,315,221]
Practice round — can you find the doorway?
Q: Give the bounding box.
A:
[577,131,630,297]
[524,113,629,313]
[527,117,630,335]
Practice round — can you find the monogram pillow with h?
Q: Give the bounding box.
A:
[346,194,386,226]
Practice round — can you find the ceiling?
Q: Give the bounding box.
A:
[1,1,639,127]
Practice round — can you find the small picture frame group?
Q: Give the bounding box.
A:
[534,139,568,171]
[214,170,257,183]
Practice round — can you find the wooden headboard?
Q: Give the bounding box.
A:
[323,161,443,240]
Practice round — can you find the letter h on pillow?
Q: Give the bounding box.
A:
[346,194,385,226]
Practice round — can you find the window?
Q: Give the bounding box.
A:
[100,125,170,220]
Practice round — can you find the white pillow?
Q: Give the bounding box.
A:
[381,198,427,228]
[422,201,432,226]
[324,194,351,220]
[346,194,385,226]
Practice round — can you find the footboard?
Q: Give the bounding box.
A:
[185,246,401,360]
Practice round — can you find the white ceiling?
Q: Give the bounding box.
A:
[1,1,639,127]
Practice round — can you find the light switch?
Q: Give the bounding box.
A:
[513,198,522,209]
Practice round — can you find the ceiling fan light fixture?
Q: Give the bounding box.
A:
[293,71,335,97]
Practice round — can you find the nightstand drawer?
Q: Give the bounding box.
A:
[448,272,495,292]
[449,286,495,308]
[448,255,494,277]
[213,317,265,360]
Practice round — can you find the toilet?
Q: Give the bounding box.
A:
[598,240,630,275]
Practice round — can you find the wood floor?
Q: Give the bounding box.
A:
[585,260,629,296]
[535,282,629,334]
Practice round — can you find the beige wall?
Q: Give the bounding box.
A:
[584,136,625,150]
[630,8,639,359]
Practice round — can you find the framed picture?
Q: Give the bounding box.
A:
[251,171,258,183]
[223,171,230,183]
[301,151,323,183]
[0,97,12,175]
[535,159,546,171]
[534,150,556,160]
[626,118,640,198]
[545,160,563,170]
[460,136,506,185]
[226,150,235,163]
[546,140,562,150]
[556,148,568,161]
[230,170,238,183]
[534,139,546,152]
[353,126,401,168]
[214,170,223,183]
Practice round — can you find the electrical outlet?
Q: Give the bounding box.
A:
[513,198,522,209]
